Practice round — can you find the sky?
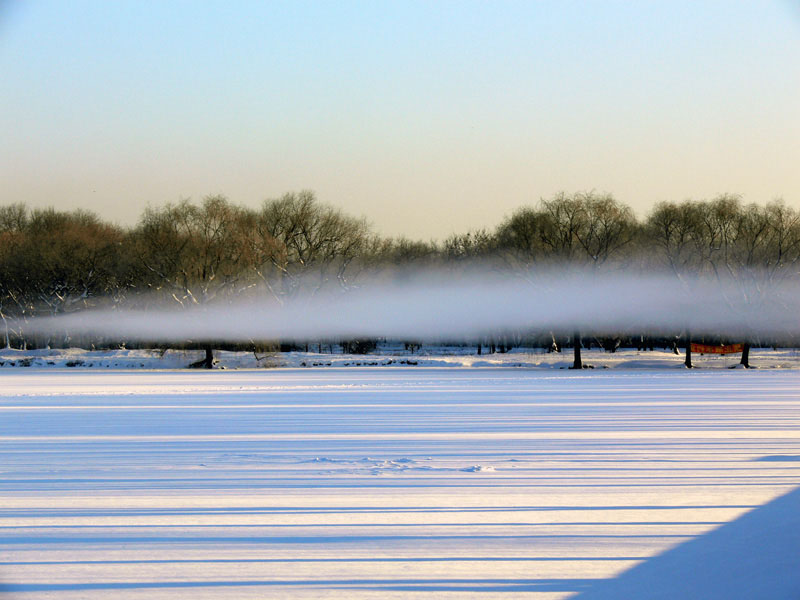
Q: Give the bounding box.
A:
[1,0,799,239]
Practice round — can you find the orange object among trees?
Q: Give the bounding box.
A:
[690,343,744,355]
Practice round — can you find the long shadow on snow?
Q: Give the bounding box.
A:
[0,533,693,545]
[0,578,597,594]
[2,556,644,566]
[570,484,800,600]
[0,504,757,518]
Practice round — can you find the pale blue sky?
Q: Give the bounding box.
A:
[2,1,799,238]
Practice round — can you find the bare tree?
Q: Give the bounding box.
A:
[133,196,254,366]
[540,192,637,367]
[647,200,707,365]
[253,191,372,301]
[572,192,638,270]
[0,207,126,347]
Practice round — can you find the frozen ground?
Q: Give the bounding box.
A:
[1,368,799,598]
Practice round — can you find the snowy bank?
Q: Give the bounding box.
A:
[2,346,800,370]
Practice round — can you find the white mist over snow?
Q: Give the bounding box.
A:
[28,268,800,342]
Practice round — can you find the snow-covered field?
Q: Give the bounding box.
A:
[1,368,799,598]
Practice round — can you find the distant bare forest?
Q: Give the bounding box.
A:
[2,191,799,364]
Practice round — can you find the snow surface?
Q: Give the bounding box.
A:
[1,368,799,598]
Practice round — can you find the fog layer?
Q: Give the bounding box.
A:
[27,268,800,343]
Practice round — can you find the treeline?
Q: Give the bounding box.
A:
[1,190,799,364]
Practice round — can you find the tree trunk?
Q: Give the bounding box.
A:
[684,331,693,368]
[549,332,561,353]
[477,343,482,355]
[190,345,214,369]
[570,331,583,369]
[740,342,751,368]
[202,346,213,369]
[2,314,9,349]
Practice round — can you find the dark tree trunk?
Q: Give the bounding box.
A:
[684,331,693,368]
[202,346,213,369]
[570,331,583,369]
[477,343,482,355]
[190,345,214,369]
[740,342,751,368]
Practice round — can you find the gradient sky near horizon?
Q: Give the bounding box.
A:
[2,1,799,239]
